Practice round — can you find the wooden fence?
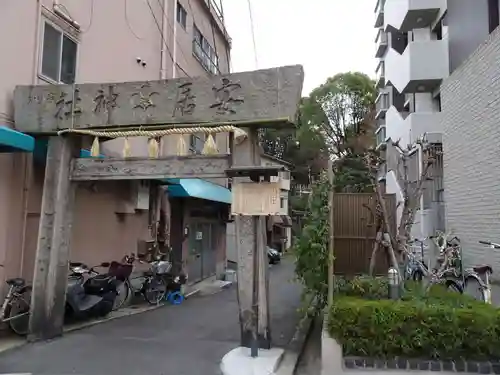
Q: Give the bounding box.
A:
[333,193,397,276]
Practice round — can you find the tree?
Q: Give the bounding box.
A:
[307,72,376,193]
[308,72,376,158]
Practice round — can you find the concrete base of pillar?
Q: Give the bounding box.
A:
[220,347,284,375]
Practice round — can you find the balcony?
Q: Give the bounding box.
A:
[384,0,446,32]
[375,28,388,58]
[375,125,387,150]
[375,92,390,119]
[385,106,442,147]
[375,60,385,88]
[385,39,449,94]
[374,0,385,28]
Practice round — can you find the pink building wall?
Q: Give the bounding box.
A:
[0,0,230,294]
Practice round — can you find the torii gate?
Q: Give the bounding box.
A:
[13,65,304,348]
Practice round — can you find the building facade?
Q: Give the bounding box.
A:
[374,0,448,241]
[440,1,500,275]
[375,0,500,273]
[0,0,231,294]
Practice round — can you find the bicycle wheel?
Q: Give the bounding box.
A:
[445,279,464,294]
[412,269,425,282]
[8,293,31,336]
[112,280,130,311]
[464,275,488,302]
[143,276,167,305]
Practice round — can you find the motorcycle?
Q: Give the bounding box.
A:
[65,262,118,322]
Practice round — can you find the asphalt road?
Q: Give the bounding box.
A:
[0,257,302,375]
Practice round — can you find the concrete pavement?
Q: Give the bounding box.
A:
[0,257,302,375]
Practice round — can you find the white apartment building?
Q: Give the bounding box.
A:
[375,0,500,274]
[374,0,448,240]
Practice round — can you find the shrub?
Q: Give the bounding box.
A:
[402,282,482,309]
[335,275,481,308]
[334,275,388,300]
[293,173,331,307]
[328,296,500,360]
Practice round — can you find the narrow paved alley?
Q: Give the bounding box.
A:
[0,257,302,375]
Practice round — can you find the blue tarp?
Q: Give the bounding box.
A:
[165,178,231,204]
[0,125,35,153]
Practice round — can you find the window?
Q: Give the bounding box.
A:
[192,25,219,74]
[177,2,187,29]
[280,198,286,209]
[41,22,77,84]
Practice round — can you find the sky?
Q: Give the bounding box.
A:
[222,0,376,96]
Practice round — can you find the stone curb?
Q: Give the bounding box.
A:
[344,356,500,373]
[275,296,318,375]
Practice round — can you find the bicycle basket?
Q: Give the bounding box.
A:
[150,260,172,275]
[108,261,133,280]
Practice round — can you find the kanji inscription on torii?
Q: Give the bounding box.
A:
[173,82,196,116]
[94,85,118,114]
[13,65,304,133]
[210,78,244,115]
[48,89,82,120]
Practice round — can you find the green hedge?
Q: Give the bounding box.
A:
[334,275,481,308]
[334,275,388,299]
[328,296,500,360]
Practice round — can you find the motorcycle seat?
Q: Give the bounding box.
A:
[6,278,25,287]
[473,264,493,274]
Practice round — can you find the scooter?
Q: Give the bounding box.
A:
[65,262,118,322]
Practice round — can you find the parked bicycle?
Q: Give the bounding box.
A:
[0,268,32,335]
[403,232,492,302]
[108,253,168,308]
[405,237,430,282]
[403,233,463,293]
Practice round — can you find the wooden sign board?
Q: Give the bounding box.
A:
[14,65,304,134]
[231,182,281,216]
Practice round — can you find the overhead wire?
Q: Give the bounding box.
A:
[246,0,259,69]
[124,0,145,40]
[146,0,191,77]
[56,2,94,33]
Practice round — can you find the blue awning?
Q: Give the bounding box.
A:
[0,125,35,153]
[165,178,231,204]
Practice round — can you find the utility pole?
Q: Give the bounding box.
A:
[327,159,335,308]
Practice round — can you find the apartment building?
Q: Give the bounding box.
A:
[374,0,448,241]
[374,0,500,274]
[440,1,500,275]
[0,0,232,293]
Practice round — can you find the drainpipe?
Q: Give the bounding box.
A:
[172,0,177,79]
[159,0,168,80]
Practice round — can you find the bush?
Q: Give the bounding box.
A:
[402,282,482,308]
[335,275,481,308]
[328,296,500,360]
[293,174,331,307]
[334,275,388,300]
